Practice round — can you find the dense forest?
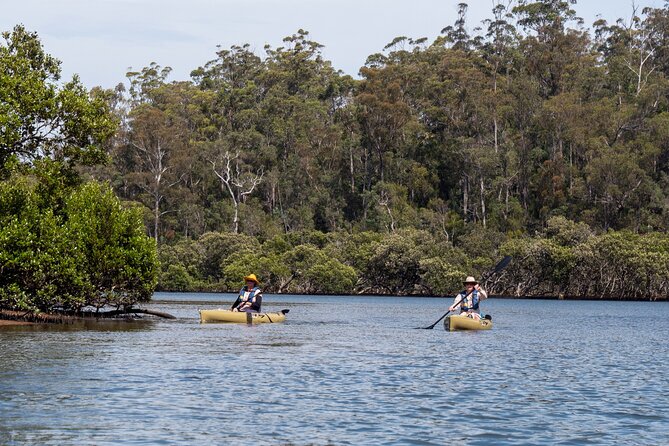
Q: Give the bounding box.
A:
[2,0,669,306]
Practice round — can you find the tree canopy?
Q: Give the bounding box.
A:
[87,4,669,243]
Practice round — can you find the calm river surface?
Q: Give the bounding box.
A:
[1,294,668,445]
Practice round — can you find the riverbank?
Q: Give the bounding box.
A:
[0,308,176,326]
[0,319,33,326]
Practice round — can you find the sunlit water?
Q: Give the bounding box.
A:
[1,294,668,445]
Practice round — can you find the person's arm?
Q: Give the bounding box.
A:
[231,296,242,311]
[476,285,488,300]
[250,293,262,312]
[449,293,463,311]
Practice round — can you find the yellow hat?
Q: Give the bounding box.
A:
[243,274,260,284]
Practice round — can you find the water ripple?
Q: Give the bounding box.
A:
[1,297,668,445]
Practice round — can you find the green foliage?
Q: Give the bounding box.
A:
[158,239,205,280]
[199,231,261,281]
[362,230,431,294]
[420,258,467,296]
[324,231,383,273]
[498,224,669,299]
[0,179,86,311]
[0,170,158,311]
[220,252,290,292]
[220,253,262,291]
[65,181,158,306]
[0,25,116,171]
[543,215,592,246]
[303,259,357,294]
[160,264,194,292]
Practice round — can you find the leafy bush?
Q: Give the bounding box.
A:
[304,259,357,294]
[419,258,467,296]
[0,174,158,311]
[159,264,194,292]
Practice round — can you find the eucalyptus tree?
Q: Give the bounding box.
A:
[643,4,669,77]
[118,67,201,242]
[258,30,352,231]
[479,1,526,228]
[585,6,669,229]
[209,150,264,233]
[356,40,418,224]
[191,43,270,233]
[513,0,583,92]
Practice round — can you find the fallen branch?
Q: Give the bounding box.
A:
[102,308,176,319]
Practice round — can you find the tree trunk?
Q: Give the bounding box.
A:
[462,175,469,222]
[154,195,160,243]
[480,176,487,228]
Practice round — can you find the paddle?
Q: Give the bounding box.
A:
[416,255,512,329]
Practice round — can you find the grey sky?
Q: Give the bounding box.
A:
[2,0,666,89]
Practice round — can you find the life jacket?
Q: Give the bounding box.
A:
[238,286,260,304]
[459,289,480,312]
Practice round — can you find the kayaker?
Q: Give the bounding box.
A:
[449,276,488,320]
[231,274,263,313]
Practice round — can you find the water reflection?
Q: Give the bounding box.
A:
[0,319,154,333]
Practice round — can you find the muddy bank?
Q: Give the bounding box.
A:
[0,319,34,326]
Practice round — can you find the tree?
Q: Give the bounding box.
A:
[64,181,159,308]
[209,150,264,233]
[127,102,186,242]
[0,28,158,313]
[0,25,116,172]
[513,0,588,98]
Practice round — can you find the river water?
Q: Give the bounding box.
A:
[1,294,668,445]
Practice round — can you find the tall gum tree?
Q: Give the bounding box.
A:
[122,66,193,243]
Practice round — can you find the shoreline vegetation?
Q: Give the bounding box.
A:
[156,223,669,301]
[3,0,669,321]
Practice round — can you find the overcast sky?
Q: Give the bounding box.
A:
[2,0,666,89]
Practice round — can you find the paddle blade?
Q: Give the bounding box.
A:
[415,325,436,330]
[494,255,512,272]
[415,310,450,329]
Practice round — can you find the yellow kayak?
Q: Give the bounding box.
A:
[444,314,493,331]
[199,309,289,324]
